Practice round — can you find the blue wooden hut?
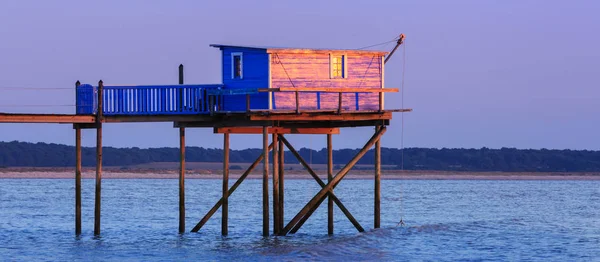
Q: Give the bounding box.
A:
[211,44,388,112]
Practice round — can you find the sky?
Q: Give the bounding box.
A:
[0,0,599,150]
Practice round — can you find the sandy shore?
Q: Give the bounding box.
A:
[1,170,599,180]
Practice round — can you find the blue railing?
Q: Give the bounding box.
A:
[76,84,224,115]
[76,84,96,114]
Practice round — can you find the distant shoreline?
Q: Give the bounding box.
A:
[1,169,599,180]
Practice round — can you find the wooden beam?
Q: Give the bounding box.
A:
[73,123,97,129]
[222,133,229,236]
[75,127,82,236]
[280,120,390,128]
[107,115,217,123]
[214,127,340,135]
[0,114,95,123]
[190,143,273,232]
[262,126,269,236]
[179,127,185,234]
[250,112,393,121]
[281,127,387,235]
[276,87,399,93]
[279,135,364,234]
[266,49,388,56]
[327,134,333,235]
[175,120,271,128]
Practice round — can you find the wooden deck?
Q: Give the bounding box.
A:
[0,113,95,123]
[0,109,410,126]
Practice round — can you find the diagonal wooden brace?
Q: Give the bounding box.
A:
[281,126,387,235]
[278,135,365,234]
[191,142,274,232]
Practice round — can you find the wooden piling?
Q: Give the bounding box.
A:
[263,126,269,236]
[179,66,186,234]
[94,80,103,236]
[272,133,279,234]
[327,134,333,235]
[222,133,230,236]
[278,137,285,234]
[74,81,82,236]
[375,126,381,228]
[75,126,82,235]
[179,127,185,233]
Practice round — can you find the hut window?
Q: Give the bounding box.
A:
[231,52,243,79]
[330,54,346,78]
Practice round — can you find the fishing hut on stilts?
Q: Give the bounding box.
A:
[0,34,409,236]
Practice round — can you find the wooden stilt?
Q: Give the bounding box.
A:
[272,133,279,235]
[281,127,386,235]
[279,135,364,234]
[374,125,381,229]
[191,143,273,232]
[74,80,82,236]
[178,64,186,234]
[263,126,269,236]
[179,127,185,233]
[278,137,285,234]
[94,80,104,236]
[222,133,230,236]
[75,126,82,235]
[327,134,333,235]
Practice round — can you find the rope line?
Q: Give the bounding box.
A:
[356,37,399,50]
[355,55,377,89]
[275,54,296,88]
[401,42,406,170]
[0,104,76,107]
[0,87,73,90]
[398,40,407,228]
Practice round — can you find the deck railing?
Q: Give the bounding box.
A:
[76,84,224,115]
[76,85,397,115]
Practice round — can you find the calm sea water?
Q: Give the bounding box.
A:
[1,178,599,261]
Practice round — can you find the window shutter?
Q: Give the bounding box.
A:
[343,55,348,78]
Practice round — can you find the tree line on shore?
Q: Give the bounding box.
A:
[1,141,599,172]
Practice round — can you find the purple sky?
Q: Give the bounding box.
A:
[1,0,599,150]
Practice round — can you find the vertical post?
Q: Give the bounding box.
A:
[327,134,334,234]
[338,92,343,114]
[246,94,251,113]
[374,125,381,229]
[262,126,269,236]
[222,133,230,235]
[179,65,186,234]
[272,132,279,234]
[75,81,82,236]
[178,64,184,112]
[278,136,285,234]
[295,91,300,114]
[75,127,82,235]
[94,80,104,236]
[179,128,185,233]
